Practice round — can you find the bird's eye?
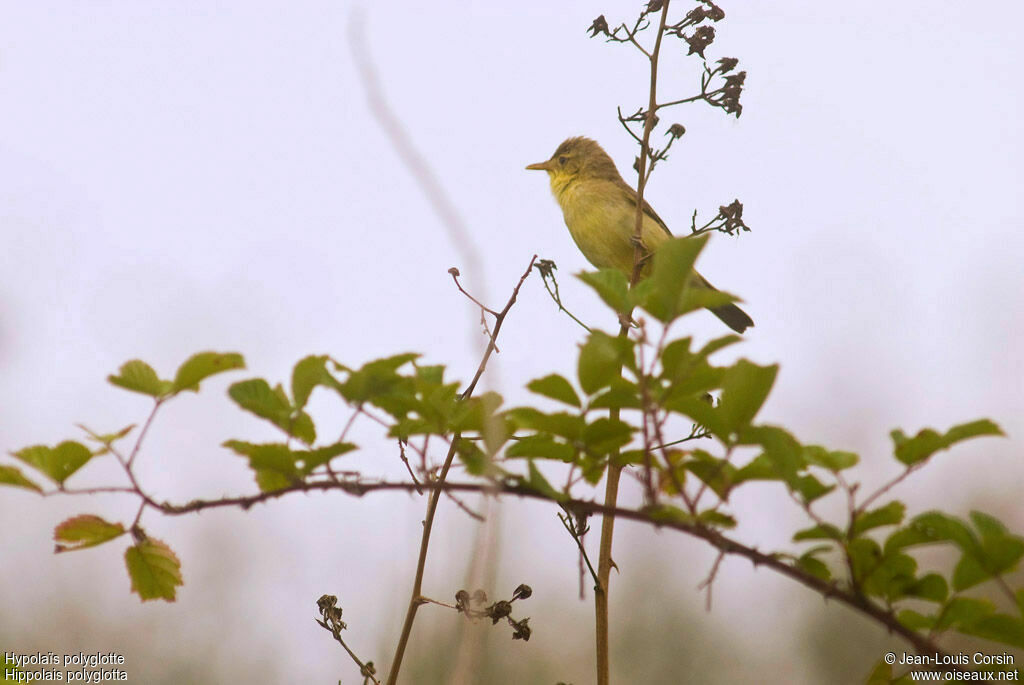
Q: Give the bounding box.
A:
[558,156,568,165]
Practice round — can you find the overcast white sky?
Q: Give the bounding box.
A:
[1,2,1022,683]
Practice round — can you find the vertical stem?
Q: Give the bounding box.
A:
[386,436,461,685]
[595,3,672,684]
[593,459,622,685]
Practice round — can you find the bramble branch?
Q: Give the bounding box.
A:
[50,473,971,671]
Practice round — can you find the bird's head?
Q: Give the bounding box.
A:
[526,136,621,195]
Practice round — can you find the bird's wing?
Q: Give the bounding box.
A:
[615,177,674,237]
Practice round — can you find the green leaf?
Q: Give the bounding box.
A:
[125,536,182,602]
[505,435,575,462]
[506,408,584,440]
[970,510,1010,539]
[171,351,244,393]
[852,502,906,537]
[526,374,581,408]
[897,609,936,631]
[733,454,783,483]
[655,450,687,495]
[618,449,647,466]
[892,512,980,552]
[677,287,739,319]
[935,597,995,631]
[228,379,289,416]
[658,335,732,405]
[793,474,834,504]
[952,554,990,592]
[11,441,93,484]
[661,334,739,379]
[955,524,1024,590]
[580,454,609,485]
[803,445,859,471]
[737,425,804,485]
[974,518,1024,573]
[717,360,778,436]
[223,440,305,491]
[800,544,833,558]
[796,552,831,581]
[793,523,844,542]
[945,418,1005,444]
[684,451,737,499]
[228,379,316,444]
[291,355,339,410]
[890,418,1004,465]
[633,235,708,323]
[884,520,958,555]
[581,417,633,455]
[889,510,1024,592]
[578,268,630,314]
[577,331,634,395]
[645,504,698,527]
[456,439,491,476]
[860,547,918,601]
[959,511,1024,590]
[450,391,500,433]
[0,465,42,493]
[524,461,566,502]
[659,337,695,379]
[903,573,948,603]
[698,509,737,528]
[846,537,883,582]
[958,613,1024,648]
[695,333,743,359]
[451,393,508,455]
[337,353,420,404]
[415,364,445,385]
[589,378,642,410]
[77,423,136,450]
[884,527,931,554]
[108,360,172,397]
[54,515,126,552]
[298,442,358,474]
[663,394,724,437]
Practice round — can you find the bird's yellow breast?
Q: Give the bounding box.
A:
[552,178,670,275]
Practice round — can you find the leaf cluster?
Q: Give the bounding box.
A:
[1,238,1018,682]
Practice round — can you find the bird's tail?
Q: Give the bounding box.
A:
[710,303,754,334]
[692,271,754,334]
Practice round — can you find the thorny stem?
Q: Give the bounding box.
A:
[535,261,592,333]
[54,474,976,673]
[697,550,726,611]
[459,257,537,401]
[853,463,923,517]
[559,510,600,589]
[386,255,536,685]
[127,399,163,469]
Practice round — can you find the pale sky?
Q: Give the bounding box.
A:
[1,2,1022,683]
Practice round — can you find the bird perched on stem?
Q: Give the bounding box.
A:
[526,136,753,334]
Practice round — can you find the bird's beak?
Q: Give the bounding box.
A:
[525,160,553,171]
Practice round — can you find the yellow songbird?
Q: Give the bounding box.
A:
[527,136,753,333]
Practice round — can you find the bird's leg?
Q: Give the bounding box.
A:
[622,235,648,328]
[628,234,654,268]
